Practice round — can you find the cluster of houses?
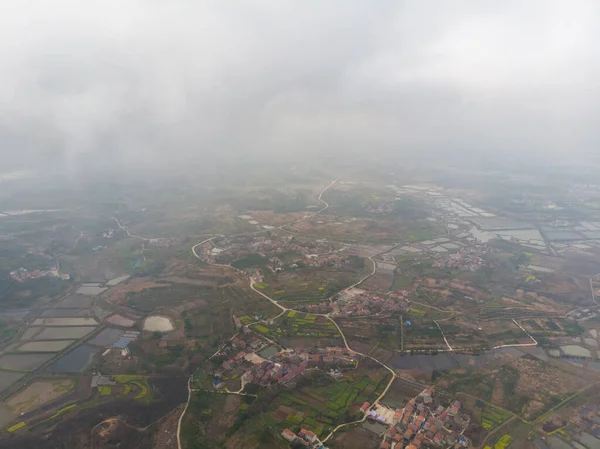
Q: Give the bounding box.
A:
[238,346,357,388]
[216,325,359,389]
[196,234,361,274]
[281,428,328,448]
[10,267,70,282]
[366,389,469,449]
[332,289,412,317]
[431,245,490,272]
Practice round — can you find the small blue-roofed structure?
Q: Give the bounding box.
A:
[405,320,412,326]
[113,338,132,349]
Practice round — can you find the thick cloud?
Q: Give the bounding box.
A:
[0,1,598,173]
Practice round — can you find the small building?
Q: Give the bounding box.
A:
[299,429,318,443]
[281,429,296,442]
[360,402,371,413]
[386,427,398,440]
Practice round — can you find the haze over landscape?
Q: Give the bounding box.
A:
[2,2,600,449]
[1,0,599,174]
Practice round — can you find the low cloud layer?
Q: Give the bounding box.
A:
[0,1,598,173]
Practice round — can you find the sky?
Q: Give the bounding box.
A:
[0,1,598,174]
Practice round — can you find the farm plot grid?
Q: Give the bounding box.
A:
[264,371,391,435]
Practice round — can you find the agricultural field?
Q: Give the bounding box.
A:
[520,318,583,339]
[481,405,513,432]
[252,312,341,342]
[125,283,218,312]
[225,285,281,319]
[0,372,26,393]
[407,279,493,313]
[17,340,75,352]
[286,214,440,244]
[0,354,54,371]
[30,318,98,327]
[257,267,367,306]
[461,393,514,433]
[263,367,391,434]
[380,378,422,409]
[439,318,532,350]
[180,387,256,449]
[438,356,599,420]
[477,293,572,320]
[6,379,75,414]
[29,326,97,340]
[336,316,402,352]
[112,375,150,401]
[402,317,446,351]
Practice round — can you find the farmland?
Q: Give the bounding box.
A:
[263,367,391,434]
[125,283,218,312]
[17,340,75,352]
[481,405,512,431]
[7,380,75,414]
[402,317,446,350]
[336,316,402,352]
[28,326,96,340]
[251,312,341,342]
[439,318,531,350]
[438,356,599,420]
[259,267,368,306]
[0,354,54,371]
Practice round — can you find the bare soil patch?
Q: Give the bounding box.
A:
[7,379,75,414]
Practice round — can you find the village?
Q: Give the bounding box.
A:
[211,318,358,391]
[330,288,412,317]
[374,387,470,449]
[281,387,470,449]
[9,266,70,282]
[195,234,361,273]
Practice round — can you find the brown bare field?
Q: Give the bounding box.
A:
[360,272,393,291]
[161,257,234,284]
[105,278,169,305]
[287,214,441,243]
[7,379,75,414]
[246,210,306,225]
[331,426,380,449]
[337,317,402,352]
[106,314,136,327]
[511,357,598,420]
[441,317,531,349]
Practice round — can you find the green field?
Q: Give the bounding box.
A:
[481,404,513,431]
[253,313,340,340]
[265,370,390,433]
[97,385,111,396]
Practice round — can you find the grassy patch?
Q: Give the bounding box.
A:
[98,385,111,396]
[253,324,270,334]
[493,434,512,449]
[409,307,426,316]
[481,404,512,431]
[51,404,76,419]
[7,421,25,432]
[231,253,268,269]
